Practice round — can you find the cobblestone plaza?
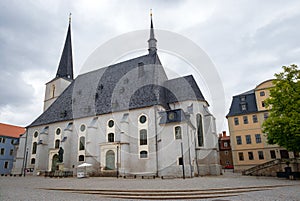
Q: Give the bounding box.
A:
[0,172,299,200]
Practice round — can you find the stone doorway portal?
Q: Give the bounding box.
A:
[51,154,59,171]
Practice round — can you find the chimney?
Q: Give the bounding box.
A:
[222,131,226,137]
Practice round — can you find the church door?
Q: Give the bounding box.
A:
[51,154,59,171]
[105,150,115,170]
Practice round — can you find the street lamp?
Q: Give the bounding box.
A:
[181,141,185,179]
[116,145,119,178]
[23,148,28,177]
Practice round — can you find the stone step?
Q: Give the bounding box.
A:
[42,185,296,200]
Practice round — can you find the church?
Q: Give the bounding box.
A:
[13,14,220,177]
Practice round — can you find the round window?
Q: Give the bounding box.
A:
[56,128,61,135]
[139,115,147,124]
[168,112,176,120]
[108,120,114,128]
[34,131,38,138]
[80,124,86,132]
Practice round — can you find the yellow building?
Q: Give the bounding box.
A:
[227,80,293,172]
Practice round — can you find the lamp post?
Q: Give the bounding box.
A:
[116,145,119,178]
[23,148,28,177]
[181,141,185,179]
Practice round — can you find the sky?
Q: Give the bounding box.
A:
[0,0,299,132]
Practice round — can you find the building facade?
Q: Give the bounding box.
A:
[13,15,221,177]
[227,80,294,172]
[218,131,233,169]
[0,123,25,175]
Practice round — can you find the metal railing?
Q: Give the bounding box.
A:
[44,171,73,178]
[242,159,281,175]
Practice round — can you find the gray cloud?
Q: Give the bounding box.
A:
[0,0,299,131]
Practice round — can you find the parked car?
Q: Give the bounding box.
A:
[224,165,234,169]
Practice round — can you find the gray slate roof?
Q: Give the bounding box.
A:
[164,75,206,104]
[226,89,258,117]
[29,53,207,127]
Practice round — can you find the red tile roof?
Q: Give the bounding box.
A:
[0,123,25,138]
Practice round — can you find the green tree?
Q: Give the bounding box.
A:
[263,64,300,152]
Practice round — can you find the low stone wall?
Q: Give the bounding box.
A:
[248,159,300,177]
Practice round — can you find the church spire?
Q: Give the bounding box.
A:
[148,9,157,54]
[56,13,74,80]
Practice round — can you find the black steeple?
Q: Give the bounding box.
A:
[56,14,74,80]
[148,10,157,54]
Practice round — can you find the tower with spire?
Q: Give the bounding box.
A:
[148,10,157,54]
[43,14,74,111]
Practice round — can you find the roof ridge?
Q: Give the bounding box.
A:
[78,53,156,77]
[0,122,25,129]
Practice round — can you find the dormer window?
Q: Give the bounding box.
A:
[112,101,119,109]
[40,126,49,134]
[60,110,67,118]
[98,84,104,92]
[138,62,144,77]
[64,122,73,131]
[241,103,247,111]
[240,96,246,102]
[88,117,98,128]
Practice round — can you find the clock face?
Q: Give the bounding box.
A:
[168,112,175,120]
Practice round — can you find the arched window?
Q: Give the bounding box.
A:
[108,133,114,142]
[31,158,35,164]
[78,155,85,161]
[51,84,55,98]
[32,142,37,154]
[196,114,204,146]
[140,151,148,158]
[79,136,85,150]
[140,129,147,145]
[55,139,60,149]
[174,126,182,140]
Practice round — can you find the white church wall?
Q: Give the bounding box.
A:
[158,122,187,177]
[125,107,158,175]
[15,99,220,177]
